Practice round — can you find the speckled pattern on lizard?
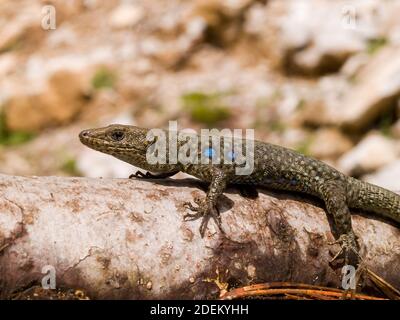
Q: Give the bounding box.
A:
[79,124,400,265]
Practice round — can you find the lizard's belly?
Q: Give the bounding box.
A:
[231,171,319,196]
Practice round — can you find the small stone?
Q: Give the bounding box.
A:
[338,47,400,130]
[144,203,153,214]
[391,118,400,138]
[244,3,267,35]
[279,0,366,75]
[109,3,144,29]
[337,132,398,175]
[309,128,353,159]
[247,264,256,278]
[222,0,254,16]
[340,53,370,78]
[0,53,17,77]
[0,11,39,52]
[364,160,400,191]
[146,281,153,290]
[4,70,90,132]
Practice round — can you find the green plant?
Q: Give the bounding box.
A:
[91,67,116,89]
[377,111,395,137]
[295,137,313,156]
[61,158,80,176]
[0,38,22,54]
[181,92,232,127]
[296,99,305,110]
[268,120,286,133]
[367,37,387,55]
[0,111,34,146]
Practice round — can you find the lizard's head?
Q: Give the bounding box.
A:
[79,124,152,158]
[80,124,180,172]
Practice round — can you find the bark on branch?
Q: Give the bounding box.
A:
[0,173,399,299]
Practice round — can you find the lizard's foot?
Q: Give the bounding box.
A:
[129,170,178,179]
[329,232,360,267]
[183,198,222,237]
[129,171,147,179]
[128,171,161,179]
[183,198,204,220]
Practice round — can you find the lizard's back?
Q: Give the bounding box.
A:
[234,140,400,224]
[233,141,345,195]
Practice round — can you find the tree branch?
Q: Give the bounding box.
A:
[0,174,399,299]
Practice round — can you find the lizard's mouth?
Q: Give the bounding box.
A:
[79,132,146,154]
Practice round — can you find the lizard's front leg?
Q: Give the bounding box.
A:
[183,168,227,237]
[129,170,179,179]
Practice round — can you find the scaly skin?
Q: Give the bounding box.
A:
[79,124,400,265]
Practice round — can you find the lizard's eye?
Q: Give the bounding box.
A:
[110,130,125,141]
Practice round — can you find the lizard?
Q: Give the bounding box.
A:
[79,124,400,265]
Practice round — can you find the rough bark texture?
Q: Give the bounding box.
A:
[0,173,399,299]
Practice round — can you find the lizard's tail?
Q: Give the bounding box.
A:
[348,177,400,223]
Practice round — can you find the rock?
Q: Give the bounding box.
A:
[192,0,254,22]
[46,24,78,48]
[139,15,206,67]
[340,52,370,79]
[82,0,99,10]
[391,118,400,138]
[0,53,17,77]
[0,9,40,52]
[337,132,399,176]
[290,41,362,76]
[300,74,352,127]
[189,0,255,45]
[337,46,400,130]
[278,0,390,75]
[4,71,90,132]
[279,128,310,150]
[220,0,255,16]
[108,3,144,29]
[185,17,208,43]
[308,128,353,160]
[303,46,400,130]
[244,2,268,35]
[140,37,193,67]
[363,160,400,191]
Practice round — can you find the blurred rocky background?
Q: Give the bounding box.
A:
[1,0,400,190]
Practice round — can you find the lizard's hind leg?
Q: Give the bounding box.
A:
[320,181,360,267]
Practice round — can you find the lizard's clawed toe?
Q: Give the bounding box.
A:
[330,233,360,266]
[183,198,223,237]
[129,171,145,179]
[183,201,205,221]
[183,201,198,212]
[183,212,202,221]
